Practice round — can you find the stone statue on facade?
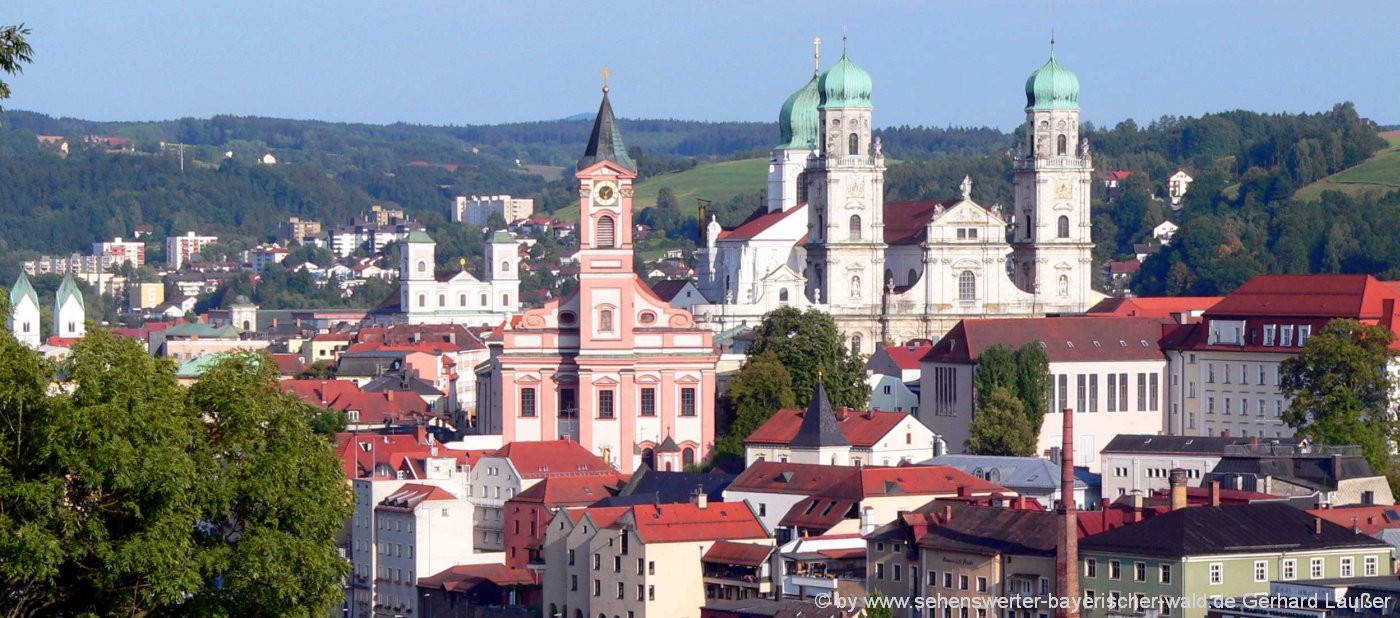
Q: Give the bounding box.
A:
[960,175,972,201]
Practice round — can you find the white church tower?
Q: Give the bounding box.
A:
[53,274,85,339]
[1010,48,1095,312]
[767,38,822,215]
[804,48,887,307]
[9,272,41,348]
[485,230,519,312]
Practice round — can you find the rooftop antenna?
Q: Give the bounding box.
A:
[601,65,611,94]
[813,36,821,74]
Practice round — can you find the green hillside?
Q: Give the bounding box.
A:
[555,157,767,221]
[1295,130,1400,201]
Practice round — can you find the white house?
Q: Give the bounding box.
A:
[1168,170,1193,206]
[868,374,920,415]
[920,316,1173,470]
[1153,220,1179,245]
[742,383,937,467]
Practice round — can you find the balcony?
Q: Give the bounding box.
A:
[813,154,883,169]
[1011,155,1089,171]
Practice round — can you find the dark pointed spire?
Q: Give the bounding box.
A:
[790,381,850,448]
[577,87,637,172]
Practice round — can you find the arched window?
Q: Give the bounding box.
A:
[682,447,695,469]
[600,309,613,332]
[852,334,862,355]
[959,271,976,301]
[596,215,616,248]
[459,294,467,306]
[850,275,861,300]
[502,293,510,306]
[848,215,862,240]
[848,132,860,155]
[417,294,426,308]
[1057,134,1068,156]
[417,260,427,273]
[779,288,789,303]
[500,260,510,273]
[796,171,809,203]
[1058,215,1070,238]
[642,449,655,470]
[438,294,445,307]
[908,269,919,285]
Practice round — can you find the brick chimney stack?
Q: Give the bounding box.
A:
[1169,468,1189,511]
[1056,407,1079,618]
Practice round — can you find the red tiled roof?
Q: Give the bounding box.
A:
[574,505,633,529]
[376,483,459,511]
[1308,505,1400,536]
[281,380,433,425]
[1109,260,1141,275]
[883,199,959,245]
[924,316,1173,364]
[745,408,910,448]
[418,563,535,591]
[490,440,616,479]
[881,343,933,370]
[625,502,767,543]
[1206,274,1399,319]
[702,540,775,567]
[509,474,625,507]
[270,353,305,376]
[847,466,1008,499]
[312,333,354,342]
[718,204,807,241]
[728,462,862,496]
[1086,296,1222,318]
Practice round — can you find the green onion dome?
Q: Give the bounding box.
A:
[1025,55,1080,111]
[817,52,873,110]
[777,74,821,149]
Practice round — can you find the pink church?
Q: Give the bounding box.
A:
[475,85,718,472]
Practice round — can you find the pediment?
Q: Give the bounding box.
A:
[762,264,805,283]
[934,200,1005,226]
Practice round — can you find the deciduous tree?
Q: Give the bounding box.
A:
[965,386,1037,457]
[749,306,867,410]
[717,350,796,460]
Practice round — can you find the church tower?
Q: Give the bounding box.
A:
[1011,49,1094,311]
[400,230,436,318]
[574,76,639,350]
[804,48,886,307]
[767,39,822,214]
[9,272,40,348]
[486,230,520,312]
[54,274,85,339]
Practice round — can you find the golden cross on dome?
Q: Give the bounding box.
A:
[601,65,611,93]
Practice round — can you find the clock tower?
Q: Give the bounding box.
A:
[1011,50,1094,311]
[575,76,639,349]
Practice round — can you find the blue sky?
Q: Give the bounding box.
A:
[6,1,1398,130]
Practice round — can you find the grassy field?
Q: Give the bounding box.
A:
[1295,130,1400,201]
[552,157,767,221]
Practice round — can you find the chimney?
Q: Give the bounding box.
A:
[414,423,427,445]
[691,485,707,510]
[1208,480,1222,507]
[1250,435,1260,452]
[942,504,953,524]
[1169,468,1189,511]
[1100,499,1109,531]
[834,407,848,421]
[1056,407,1080,618]
[1128,490,1144,510]
[1314,517,1323,535]
[957,484,972,498]
[860,506,876,535]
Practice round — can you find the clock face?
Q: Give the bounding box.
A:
[595,182,618,205]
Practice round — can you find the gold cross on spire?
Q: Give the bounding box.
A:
[601,65,611,93]
[813,36,821,74]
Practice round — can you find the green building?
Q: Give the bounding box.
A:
[1079,503,1392,618]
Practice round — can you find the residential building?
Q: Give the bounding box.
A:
[1206,443,1394,506]
[91,237,146,267]
[691,50,1101,354]
[702,598,848,618]
[151,322,269,361]
[418,563,537,617]
[865,500,1064,618]
[469,440,617,552]
[1085,296,1220,320]
[542,499,771,618]
[867,341,933,384]
[1153,221,1179,245]
[281,216,323,242]
[1206,577,1400,618]
[1099,434,1303,500]
[868,374,920,415]
[742,383,936,467]
[453,195,535,225]
[474,88,719,472]
[1168,169,1194,206]
[504,473,626,570]
[166,231,218,269]
[925,454,1092,509]
[921,316,1172,469]
[248,245,289,272]
[129,282,165,311]
[650,279,707,312]
[1160,274,1400,439]
[774,532,868,601]
[1079,502,1393,618]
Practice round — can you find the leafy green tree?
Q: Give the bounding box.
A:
[718,351,797,459]
[865,591,895,618]
[973,344,1017,407]
[0,23,33,110]
[965,386,1037,457]
[0,333,350,616]
[1281,319,1398,483]
[749,306,867,410]
[1015,340,1051,433]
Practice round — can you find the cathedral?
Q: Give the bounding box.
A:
[693,44,1100,353]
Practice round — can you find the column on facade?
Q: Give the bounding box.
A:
[539,368,557,441]
[619,369,637,471]
[578,369,595,451]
